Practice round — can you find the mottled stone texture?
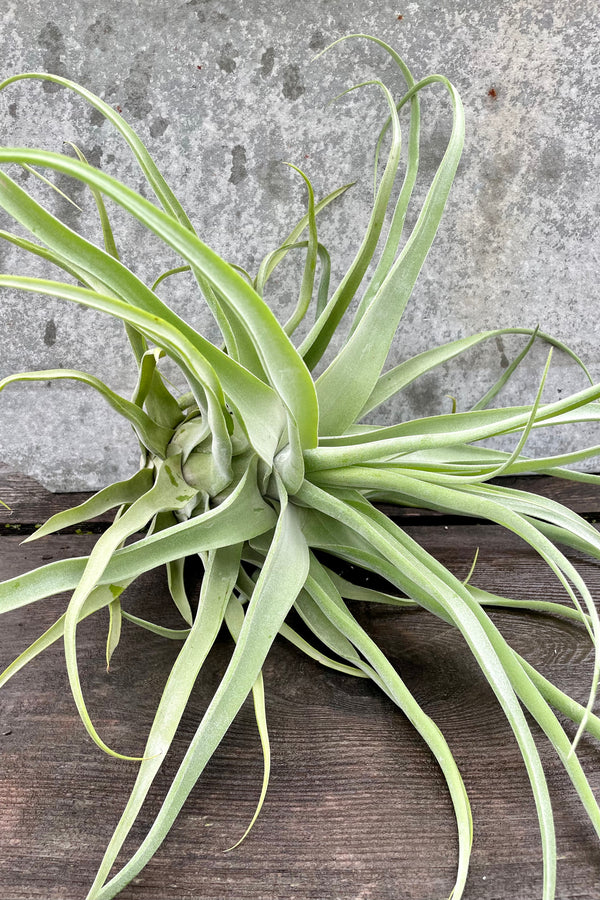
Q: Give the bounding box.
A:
[0,0,598,489]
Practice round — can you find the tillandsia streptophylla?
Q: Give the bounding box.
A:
[1,34,600,900]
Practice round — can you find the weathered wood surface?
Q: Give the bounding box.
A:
[2,463,600,527]
[2,474,600,899]
[0,466,106,530]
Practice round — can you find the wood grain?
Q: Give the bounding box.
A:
[0,465,101,530]
[2,464,600,529]
[2,477,600,899]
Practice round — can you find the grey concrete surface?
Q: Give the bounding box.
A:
[0,0,598,490]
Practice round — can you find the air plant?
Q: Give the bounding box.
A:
[1,34,600,900]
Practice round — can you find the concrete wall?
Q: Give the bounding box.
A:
[1,0,598,490]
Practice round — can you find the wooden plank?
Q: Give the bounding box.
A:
[2,466,600,530]
[0,465,99,529]
[2,524,600,899]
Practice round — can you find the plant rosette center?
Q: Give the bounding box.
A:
[167,408,261,507]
